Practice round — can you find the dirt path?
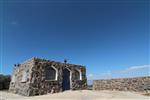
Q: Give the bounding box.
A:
[0,90,149,100]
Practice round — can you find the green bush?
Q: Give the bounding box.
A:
[0,74,11,90]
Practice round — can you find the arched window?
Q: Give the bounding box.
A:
[11,74,16,83]
[74,69,82,80]
[21,70,29,82]
[45,66,58,80]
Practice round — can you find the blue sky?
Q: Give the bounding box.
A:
[0,0,149,79]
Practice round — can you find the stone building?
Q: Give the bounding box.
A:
[9,58,87,96]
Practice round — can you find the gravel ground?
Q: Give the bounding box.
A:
[0,90,149,100]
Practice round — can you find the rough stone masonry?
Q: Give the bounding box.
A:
[9,57,87,96]
[93,76,150,93]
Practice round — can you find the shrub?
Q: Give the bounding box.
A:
[0,74,11,90]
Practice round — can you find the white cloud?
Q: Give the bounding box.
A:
[87,71,112,80]
[88,74,93,77]
[87,74,94,80]
[87,65,150,80]
[121,65,150,73]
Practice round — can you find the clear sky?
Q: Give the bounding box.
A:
[0,0,149,79]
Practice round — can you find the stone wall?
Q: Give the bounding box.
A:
[93,77,150,93]
[27,58,87,96]
[9,58,34,96]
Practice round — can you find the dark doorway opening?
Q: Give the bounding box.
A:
[62,68,70,91]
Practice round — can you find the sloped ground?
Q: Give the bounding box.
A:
[0,90,149,100]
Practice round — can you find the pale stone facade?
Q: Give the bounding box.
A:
[9,58,87,96]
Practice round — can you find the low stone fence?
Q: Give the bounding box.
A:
[93,76,150,93]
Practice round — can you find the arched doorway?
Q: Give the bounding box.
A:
[62,68,71,91]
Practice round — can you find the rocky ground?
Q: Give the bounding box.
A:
[0,90,149,100]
